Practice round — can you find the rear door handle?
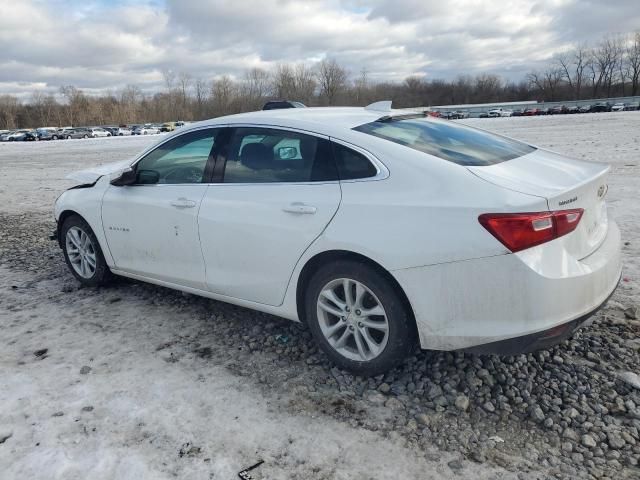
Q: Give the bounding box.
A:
[170,198,197,209]
[282,202,317,214]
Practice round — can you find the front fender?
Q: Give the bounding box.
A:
[54,177,115,267]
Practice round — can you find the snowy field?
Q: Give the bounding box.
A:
[0,112,639,480]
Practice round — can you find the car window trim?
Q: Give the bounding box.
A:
[126,125,228,187]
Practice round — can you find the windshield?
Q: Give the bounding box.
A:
[353,117,535,166]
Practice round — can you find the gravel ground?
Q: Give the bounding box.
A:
[1,113,639,479]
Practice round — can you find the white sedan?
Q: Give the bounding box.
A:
[53,102,621,374]
[488,108,513,117]
[135,125,161,135]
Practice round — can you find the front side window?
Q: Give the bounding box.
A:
[223,127,337,183]
[353,117,535,166]
[135,129,217,184]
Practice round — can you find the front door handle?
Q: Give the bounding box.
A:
[282,202,317,214]
[170,198,197,209]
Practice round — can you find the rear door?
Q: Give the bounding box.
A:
[198,126,341,306]
[468,149,610,258]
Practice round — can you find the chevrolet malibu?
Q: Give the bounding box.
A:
[53,102,622,375]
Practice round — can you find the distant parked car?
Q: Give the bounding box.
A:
[262,100,306,110]
[115,126,132,136]
[579,104,592,113]
[64,128,91,139]
[478,111,489,118]
[0,130,16,141]
[160,122,176,132]
[551,105,567,115]
[592,102,611,113]
[488,108,512,117]
[523,108,539,116]
[611,103,626,112]
[511,109,524,117]
[4,129,38,141]
[87,127,111,138]
[103,126,119,136]
[36,127,59,140]
[455,111,469,119]
[134,125,160,135]
[566,106,580,114]
[624,102,639,111]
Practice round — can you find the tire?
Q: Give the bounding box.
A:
[67,136,71,140]
[83,135,88,139]
[53,135,58,140]
[61,215,112,287]
[304,260,416,376]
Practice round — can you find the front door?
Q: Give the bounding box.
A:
[102,128,220,289]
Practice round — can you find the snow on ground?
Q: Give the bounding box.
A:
[1,111,639,479]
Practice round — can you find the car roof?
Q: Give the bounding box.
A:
[199,106,413,138]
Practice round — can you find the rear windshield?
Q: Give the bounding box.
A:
[353,118,535,166]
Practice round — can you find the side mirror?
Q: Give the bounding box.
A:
[110,167,137,186]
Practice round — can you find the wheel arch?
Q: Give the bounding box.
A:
[56,209,97,248]
[295,249,417,332]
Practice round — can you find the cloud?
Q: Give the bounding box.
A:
[0,0,638,98]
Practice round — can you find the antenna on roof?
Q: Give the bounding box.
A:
[364,101,392,113]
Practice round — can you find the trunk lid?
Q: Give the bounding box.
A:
[468,149,610,259]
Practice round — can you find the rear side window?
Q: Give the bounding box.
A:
[353,118,535,166]
[223,127,337,183]
[332,143,378,180]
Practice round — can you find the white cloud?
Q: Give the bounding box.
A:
[0,0,637,98]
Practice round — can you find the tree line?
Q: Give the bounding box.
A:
[0,31,638,129]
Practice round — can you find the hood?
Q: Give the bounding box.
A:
[66,159,132,184]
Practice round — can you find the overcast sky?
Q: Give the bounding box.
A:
[1,0,638,98]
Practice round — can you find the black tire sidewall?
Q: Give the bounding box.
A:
[61,215,111,286]
[305,260,415,376]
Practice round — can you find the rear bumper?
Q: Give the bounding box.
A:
[463,273,619,355]
[393,220,622,351]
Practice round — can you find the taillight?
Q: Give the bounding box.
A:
[478,209,583,253]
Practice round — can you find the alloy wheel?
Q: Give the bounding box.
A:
[65,226,97,279]
[316,278,389,362]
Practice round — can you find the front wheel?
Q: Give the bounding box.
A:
[305,260,416,376]
[61,215,111,286]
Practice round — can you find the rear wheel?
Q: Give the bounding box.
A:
[61,215,111,286]
[305,260,415,376]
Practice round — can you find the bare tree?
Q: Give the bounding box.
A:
[210,75,238,116]
[178,72,193,118]
[293,64,316,104]
[194,78,209,119]
[0,95,19,129]
[626,31,640,96]
[273,64,297,99]
[556,44,588,99]
[316,59,348,105]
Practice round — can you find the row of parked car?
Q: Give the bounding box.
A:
[0,121,191,142]
[475,101,640,118]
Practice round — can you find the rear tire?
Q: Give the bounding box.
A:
[304,260,415,376]
[61,215,112,287]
